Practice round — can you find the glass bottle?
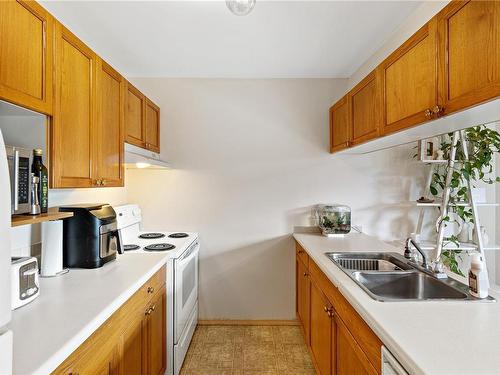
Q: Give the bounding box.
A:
[32,149,48,213]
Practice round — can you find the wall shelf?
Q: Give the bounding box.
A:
[413,201,499,208]
[11,208,73,227]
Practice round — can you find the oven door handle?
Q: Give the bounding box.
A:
[177,242,199,263]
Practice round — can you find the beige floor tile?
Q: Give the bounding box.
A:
[181,325,313,375]
[244,326,274,343]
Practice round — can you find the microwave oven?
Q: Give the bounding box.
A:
[5,146,32,215]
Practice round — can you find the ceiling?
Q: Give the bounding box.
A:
[41,1,422,78]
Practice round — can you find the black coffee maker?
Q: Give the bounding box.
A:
[60,204,123,268]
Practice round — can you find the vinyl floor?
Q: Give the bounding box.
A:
[180,325,316,375]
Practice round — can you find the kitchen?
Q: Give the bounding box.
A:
[1,0,500,374]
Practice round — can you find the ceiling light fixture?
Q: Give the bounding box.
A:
[226,0,256,16]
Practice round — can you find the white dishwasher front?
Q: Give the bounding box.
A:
[381,346,408,375]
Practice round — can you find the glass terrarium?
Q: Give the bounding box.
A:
[317,204,351,236]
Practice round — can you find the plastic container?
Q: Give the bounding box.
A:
[317,204,351,236]
[469,253,489,299]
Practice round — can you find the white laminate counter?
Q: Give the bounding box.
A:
[294,232,500,375]
[8,252,171,375]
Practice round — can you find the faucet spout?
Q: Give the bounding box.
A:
[404,238,429,268]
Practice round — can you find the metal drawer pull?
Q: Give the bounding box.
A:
[147,286,154,294]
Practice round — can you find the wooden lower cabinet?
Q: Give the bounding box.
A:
[309,280,333,375]
[296,254,310,344]
[335,316,377,375]
[295,242,383,375]
[52,266,166,375]
[145,286,167,375]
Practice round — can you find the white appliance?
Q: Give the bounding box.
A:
[40,220,65,277]
[381,346,408,375]
[0,129,14,374]
[115,204,198,375]
[124,143,171,169]
[11,256,39,309]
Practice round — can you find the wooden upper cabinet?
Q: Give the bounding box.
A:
[379,18,439,135]
[145,99,160,153]
[438,1,500,115]
[335,317,377,375]
[51,23,96,188]
[0,0,53,114]
[125,82,146,148]
[95,58,124,187]
[330,95,351,153]
[309,280,333,375]
[349,71,381,145]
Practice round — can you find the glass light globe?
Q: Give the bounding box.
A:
[226,0,256,16]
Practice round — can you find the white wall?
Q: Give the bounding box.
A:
[126,78,426,320]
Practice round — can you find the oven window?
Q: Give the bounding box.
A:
[182,257,196,307]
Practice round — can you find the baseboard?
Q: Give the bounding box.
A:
[198,319,300,326]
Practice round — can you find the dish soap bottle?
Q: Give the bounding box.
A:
[32,149,48,213]
[469,254,489,299]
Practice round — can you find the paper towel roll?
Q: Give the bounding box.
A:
[41,220,63,277]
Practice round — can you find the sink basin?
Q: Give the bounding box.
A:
[351,271,468,301]
[327,252,412,272]
[326,252,494,302]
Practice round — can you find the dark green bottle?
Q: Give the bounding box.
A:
[32,149,48,213]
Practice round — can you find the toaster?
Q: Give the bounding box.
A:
[11,257,40,310]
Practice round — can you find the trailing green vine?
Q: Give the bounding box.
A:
[429,125,500,276]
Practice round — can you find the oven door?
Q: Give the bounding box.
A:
[174,240,199,344]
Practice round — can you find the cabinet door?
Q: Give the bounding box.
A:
[61,343,119,375]
[95,58,124,187]
[121,315,146,375]
[380,19,439,134]
[350,71,381,145]
[330,95,351,153]
[296,256,310,345]
[145,99,160,153]
[125,82,146,148]
[145,286,166,375]
[51,23,96,188]
[335,317,377,375]
[438,1,500,115]
[0,0,53,114]
[310,280,332,375]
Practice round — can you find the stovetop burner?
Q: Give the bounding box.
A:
[168,232,189,238]
[139,232,165,239]
[124,244,141,251]
[144,243,176,252]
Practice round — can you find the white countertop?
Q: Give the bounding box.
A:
[294,232,500,375]
[8,252,171,375]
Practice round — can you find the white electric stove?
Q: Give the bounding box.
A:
[115,204,198,375]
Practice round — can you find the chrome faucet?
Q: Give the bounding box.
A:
[404,237,429,269]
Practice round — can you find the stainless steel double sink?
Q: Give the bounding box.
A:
[327,252,495,302]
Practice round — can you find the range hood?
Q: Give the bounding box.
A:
[124,143,171,169]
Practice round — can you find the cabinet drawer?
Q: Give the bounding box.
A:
[138,265,166,301]
[296,243,309,268]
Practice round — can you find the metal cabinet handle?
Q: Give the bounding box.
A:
[101,179,107,186]
[145,307,152,316]
[432,105,443,115]
[323,306,328,312]
[303,272,308,277]
[424,108,432,118]
[147,286,154,294]
[151,304,156,312]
